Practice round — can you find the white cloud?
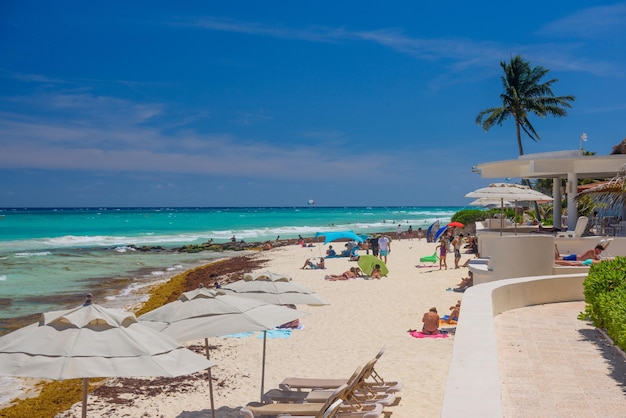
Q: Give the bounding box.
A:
[179,14,621,80]
[538,3,626,39]
[0,92,392,180]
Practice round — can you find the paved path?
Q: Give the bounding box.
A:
[495,301,626,418]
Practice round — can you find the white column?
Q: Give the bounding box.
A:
[567,172,578,231]
[552,178,562,228]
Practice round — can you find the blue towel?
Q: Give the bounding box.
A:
[223,331,256,338]
[258,329,292,339]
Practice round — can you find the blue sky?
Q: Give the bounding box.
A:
[1,1,625,207]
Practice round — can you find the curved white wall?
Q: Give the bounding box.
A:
[471,234,555,284]
[441,273,586,418]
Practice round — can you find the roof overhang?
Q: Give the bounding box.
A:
[475,151,626,179]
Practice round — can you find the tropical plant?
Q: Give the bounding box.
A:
[476,55,576,156]
[576,163,626,212]
[450,209,487,226]
[579,257,626,351]
[476,55,575,221]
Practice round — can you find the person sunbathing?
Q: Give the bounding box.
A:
[301,257,325,269]
[554,244,610,266]
[447,300,461,322]
[554,244,604,263]
[277,304,300,329]
[325,267,358,281]
[421,307,440,335]
[447,271,473,292]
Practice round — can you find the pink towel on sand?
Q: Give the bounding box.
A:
[409,331,449,339]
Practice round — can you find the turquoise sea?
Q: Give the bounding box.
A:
[0,207,460,321]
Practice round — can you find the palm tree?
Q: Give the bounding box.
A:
[476,55,575,156]
[476,55,575,222]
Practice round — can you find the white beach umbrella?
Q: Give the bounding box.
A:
[220,271,328,398]
[466,183,553,235]
[138,286,308,418]
[465,182,554,201]
[469,197,515,208]
[0,295,214,418]
[221,271,329,306]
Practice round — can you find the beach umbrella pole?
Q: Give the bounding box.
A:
[205,338,216,418]
[82,378,88,418]
[260,330,267,402]
[500,198,504,236]
[514,200,518,235]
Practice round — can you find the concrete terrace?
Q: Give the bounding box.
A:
[441,271,626,418]
[496,301,626,418]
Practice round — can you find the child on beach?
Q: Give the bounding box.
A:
[370,264,382,279]
[436,237,448,270]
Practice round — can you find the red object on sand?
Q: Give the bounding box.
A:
[447,222,464,228]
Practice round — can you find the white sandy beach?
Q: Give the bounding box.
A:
[58,237,474,418]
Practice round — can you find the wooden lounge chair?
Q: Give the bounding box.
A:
[241,379,383,418]
[265,364,395,407]
[276,348,403,396]
[277,400,384,418]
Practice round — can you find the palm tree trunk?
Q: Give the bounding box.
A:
[515,120,542,221]
[515,120,524,156]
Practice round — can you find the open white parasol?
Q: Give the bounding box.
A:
[0,295,214,418]
[139,286,308,418]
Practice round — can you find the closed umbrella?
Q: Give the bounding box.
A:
[139,286,308,417]
[221,271,328,399]
[0,295,214,418]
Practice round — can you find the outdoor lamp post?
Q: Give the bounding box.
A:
[580,132,588,156]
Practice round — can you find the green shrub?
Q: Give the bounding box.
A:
[580,257,626,351]
[451,209,487,227]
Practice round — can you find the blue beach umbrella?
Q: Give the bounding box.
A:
[314,230,364,244]
[434,226,448,241]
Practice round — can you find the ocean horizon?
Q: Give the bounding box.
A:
[0,206,463,322]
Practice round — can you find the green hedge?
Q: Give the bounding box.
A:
[580,257,626,350]
[450,209,487,227]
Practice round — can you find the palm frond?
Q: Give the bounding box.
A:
[575,165,626,212]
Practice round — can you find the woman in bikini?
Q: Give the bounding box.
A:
[325,267,358,281]
[421,307,440,335]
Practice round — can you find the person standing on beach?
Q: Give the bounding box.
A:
[436,237,448,270]
[407,225,413,241]
[378,234,391,263]
[451,234,464,269]
[369,235,380,257]
[396,224,403,240]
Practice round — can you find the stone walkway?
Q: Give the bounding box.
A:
[495,301,626,418]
